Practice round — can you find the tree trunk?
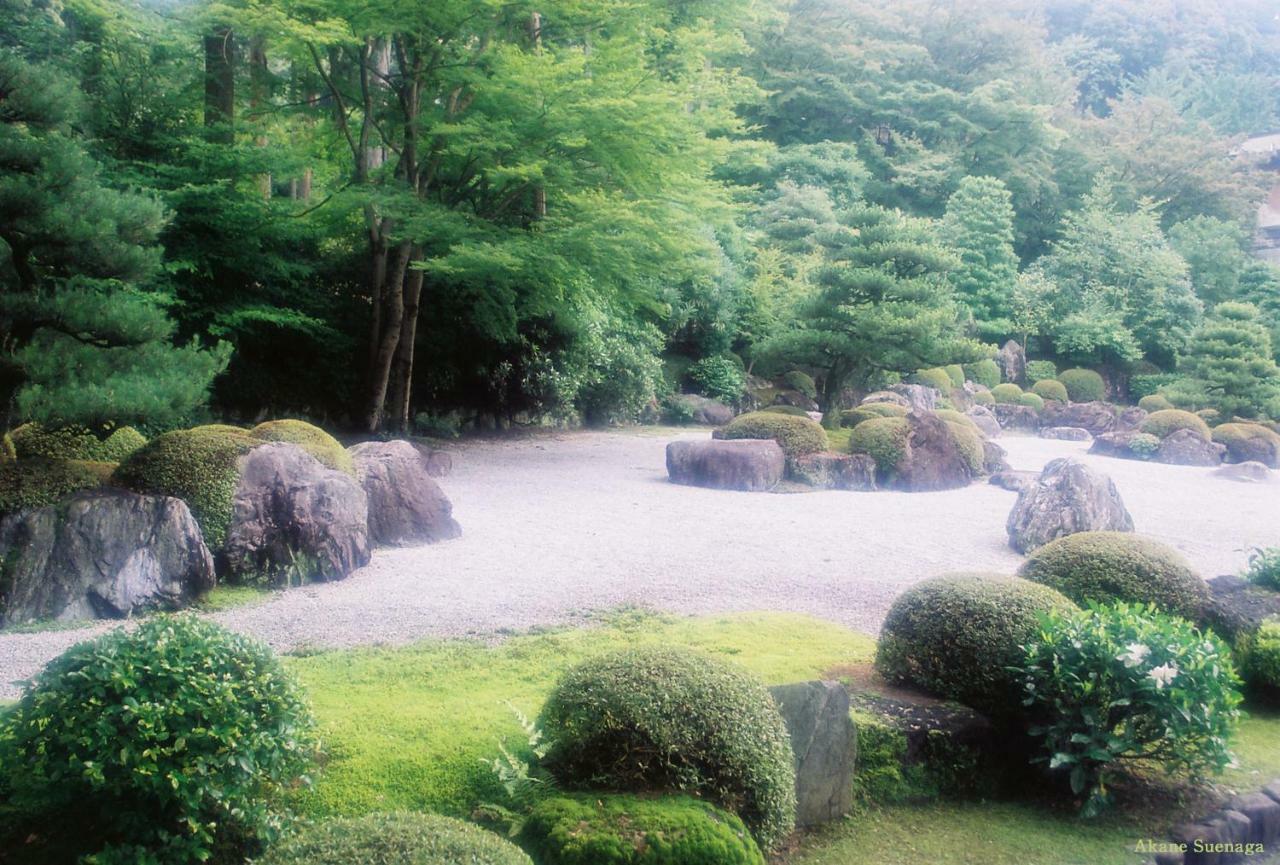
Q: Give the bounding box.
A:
[203,28,235,143]
[389,265,424,431]
[363,240,412,431]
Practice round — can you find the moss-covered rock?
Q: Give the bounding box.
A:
[0,459,110,517]
[990,383,1023,404]
[876,574,1077,719]
[1212,422,1280,468]
[760,405,810,417]
[720,412,827,459]
[250,420,354,476]
[258,812,533,865]
[934,409,979,433]
[10,424,147,463]
[519,794,765,865]
[1057,369,1106,402]
[944,365,966,388]
[1137,394,1174,413]
[1019,531,1209,620]
[1140,409,1212,440]
[1031,379,1068,403]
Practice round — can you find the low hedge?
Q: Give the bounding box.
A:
[519,794,764,865]
[875,574,1077,719]
[259,812,533,865]
[539,647,796,851]
[991,383,1023,404]
[1057,369,1105,402]
[1212,422,1280,466]
[1018,392,1045,411]
[251,419,354,476]
[1018,532,1209,620]
[1031,379,1068,403]
[1140,409,1211,441]
[720,412,827,459]
[10,424,147,463]
[1137,394,1174,413]
[963,359,1001,389]
[0,458,109,517]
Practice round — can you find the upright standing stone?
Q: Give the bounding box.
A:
[768,681,857,827]
[1006,458,1134,553]
[350,440,462,546]
[997,340,1026,386]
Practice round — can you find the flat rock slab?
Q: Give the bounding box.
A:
[351,440,462,546]
[1006,457,1134,553]
[1039,401,1117,435]
[1213,461,1272,483]
[769,681,856,827]
[1040,426,1092,441]
[790,452,876,491]
[666,438,784,491]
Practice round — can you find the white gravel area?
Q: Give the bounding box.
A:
[0,428,1275,698]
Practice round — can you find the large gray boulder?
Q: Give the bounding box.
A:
[983,440,1011,474]
[997,340,1026,386]
[410,443,454,478]
[862,390,910,408]
[0,490,214,626]
[889,383,938,413]
[966,405,1001,438]
[224,443,371,584]
[1155,429,1225,466]
[1040,426,1092,442]
[1006,458,1134,553]
[350,440,461,546]
[768,681,856,827]
[666,439,784,491]
[790,452,877,491]
[1089,430,1139,460]
[993,403,1039,432]
[1039,401,1117,435]
[1115,406,1148,433]
[878,412,978,492]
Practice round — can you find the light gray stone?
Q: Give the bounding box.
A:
[1006,458,1134,554]
[1214,461,1272,483]
[888,383,938,413]
[965,405,1001,438]
[769,681,856,827]
[790,452,876,491]
[666,439,785,492]
[350,440,461,546]
[997,340,1026,386]
[1040,426,1092,442]
[1155,429,1226,466]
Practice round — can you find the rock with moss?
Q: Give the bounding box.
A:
[1039,401,1117,435]
[851,413,980,491]
[767,681,856,826]
[789,452,876,491]
[667,440,785,492]
[760,405,810,418]
[1019,531,1209,620]
[258,812,533,865]
[888,384,938,413]
[1115,406,1149,432]
[1212,423,1280,468]
[520,794,764,865]
[1155,428,1226,466]
[10,424,147,463]
[349,441,461,546]
[992,403,1038,431]
[841,403,909,428]
[1138,394,1174,412]
[781,371,818,400]
[1006,458,1134,553]
[965,406,1001,438]
[251,419,354,475]
[0,459,111,518]
[996,340,1026,385]
[720,412,827,459]
[1140,409,1212,441]
[667,394,735,426]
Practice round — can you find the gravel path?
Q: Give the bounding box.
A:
[0,429,1275,698]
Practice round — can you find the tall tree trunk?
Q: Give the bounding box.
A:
[364,240,411,431]
[389,265,424,431]
[204,28,235,144]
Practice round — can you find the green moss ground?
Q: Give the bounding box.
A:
[194,584,275,613]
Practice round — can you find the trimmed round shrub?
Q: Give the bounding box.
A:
[1057,369,1106,402]
[10,423,146,462]
[934,409,979,433]
[972,390,994,406]
[1138,394,1174,413]
[1212,422,1280,466]
[942,421,985,474]
[688,356,746,404]
[1026,360,1057,383]
[259,813,533,865]
[0,458,109,517]
[190,423,252,435]
[913,368,953,392]
[850,416,910,472]
[1031,379,1068,403]
[720,411,827,459]
[539,647,796,851]
[1019,532,1209,620]
[519,794,764,865]
[875,574,1077,719]
[1127,433,1161,458]
[251,419,354,476]
[841,403,908,427]
[1018,392,1045,411]
[0,615,316,863]
[760,405,809,417]
[991,383,1023,404]
[113,427,261,550]
[780,370,816,400]
[944,364,966,388]
[963,359,1001,389]
[1140,409,1211,441]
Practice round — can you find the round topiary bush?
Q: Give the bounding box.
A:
[780,370,817,400]
[251,419,354,475]
[934,409,979,433]
[1031,379,1068,403]
[0,615,316,863]
[1026,360,1057,383]
[538,647,796,851]
[963,359,1001,389]
[972,390,995,406]
[0,458,109,517]
[258,812,533,865]
[913,368,953,392]
[991,383,1023,404]
[1018,392,1045,411]
[720,411,827,459]
[519,794,765,865]
[1196,408,1222,426]
[1212,422,1280,467]
[944,364,966,388]
[1018,532,1209,620]
[840,403,909,428]
[1057,369,1106,402]
[10,424,147,462]
[113,427,261,550]
[1139,409,1211,441]
[850,416,911,472]
[1138,394,1174,413]
[760,405,809,417]
[875,574,1077,719]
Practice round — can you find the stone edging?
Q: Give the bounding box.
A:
[1148,778,1280,865]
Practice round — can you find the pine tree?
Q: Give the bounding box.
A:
[1182,302,1280,419]
[942,176,1020,340]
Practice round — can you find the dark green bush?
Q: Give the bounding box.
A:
[258,812,533,865]
[10,423,147,462]
[1019,532,1209,620]
[991,383,1022,404]
[913,368,953,392]
[720,411,827,459]
[1129,373,1179,401]
[0,458,109,517]
[113,427,261,550]
[519,794,764,865]
[538,647,795,851]
[876,574,1076,719]
[1018,392,1045,411]
[780,370,816,400]
[1031,380,1068,403]
[1137,394,1174,413]
[0,615,315,864]
[849,416,910,473]
[1139,409,1211,440]
[1239,618,1280,697]
[688,356,746,404]
[963,359,1000,389]
[251,420,354,475]
[1057,369,1106,402]
[1025,360,1057,383]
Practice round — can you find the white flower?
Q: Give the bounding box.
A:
[1118,643,1151,668]
[1148,663,1179,689]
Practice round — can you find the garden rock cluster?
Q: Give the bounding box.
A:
[1006,458,1134,553]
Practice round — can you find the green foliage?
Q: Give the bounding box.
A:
[250,420,353,476]
[850,417,911,473]
[1056,369,1106,403]
[1025,361,1057,383]
[0,458,106,517]
[1019,532,1209,621]
[258,813,532,865]
[913,368,954,393]
[991,383,1023,404]
[781,371,817,400]
[688,357,747,405]
[113,427,260,550]
[840,404,906,428]
[963,360,1001,390]
[1239,619,1280,697]
[539,647,796,851]
[934,409,978,433]
[876,574,1077,720]
[1181,302,1280,419]
[10,424,146,462]
[972,390,994,407]
[1243,547,1280,592]
[1018,392,1045,411]
[721,412,827,459]
[1126,433,1161,458]
[944,365,966,388]
[519,794,765,865]
[1137,394,1174,412]
[0,615,316,863]
[1139,409,1211,441]
[1213,423,1280,466]
[943,176,1020,340]
[1128,374,1179,401]
[1031,380,1067,403]
[760,405,808,417]
[1017,603,1242,816]
[941,421,985,474]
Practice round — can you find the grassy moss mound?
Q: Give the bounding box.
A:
[913,368,953,392]
[990,383,1022,404]
[963,359,1000,389]
[259,812,533,865]
[942,421,985,474]
[1137,394,1174,413]
[0,459,109,517]
[251,420,354,475]
[113,428,261,550]
[1018,532,1209,620]
[760,405,810,417]
[539,646,796,851]
[1031,380,1068,403]
[1212,422,1280,466]
[1057,369,1105,402]
[971,390,994,406]
[944,365,966,388]
[934,409,979,433]
[721,412,827,459]
[520,794,765,865]
[876,574,1076,719]
[841,403,908,428]
[1018,392,1044,411]
[10,424,147,463]
[850,416,911,472]
[1140,409,1211,440]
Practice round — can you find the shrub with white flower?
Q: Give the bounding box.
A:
[1017,601,1242,816]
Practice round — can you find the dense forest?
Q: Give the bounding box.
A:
[2,0,1279,435]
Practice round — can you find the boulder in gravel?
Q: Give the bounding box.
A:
[983,440,1010,475]
[1039,401,1117,435]
[1115,406,1148,432]
[1155,429,1225,466]
[1040,426,1092,442]
[993,403,1039,432]
[0,490,214,626]
[885,412,978,492]
[1089,431,1137,459]
[773,390,819,412]
[224,443,371,584]
[966,405,1001,438]
[989,470,1039,492]
[410,443,454,478]
[1213,461,1272,483]
[350,440,461,546]
[790,452,876,491]
[1006,458,1134,554]
[666,439,784,492]
[997,339,1026,386]
[862,390,910,408]
[889,383,938,413]
[768,681,856,827]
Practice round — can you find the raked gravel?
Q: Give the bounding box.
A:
[0,428,1275,699]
